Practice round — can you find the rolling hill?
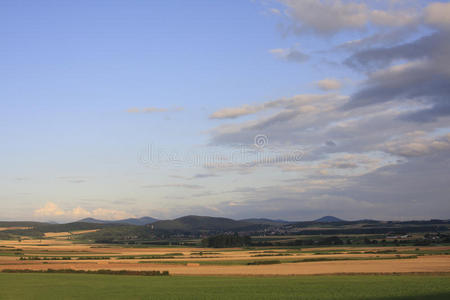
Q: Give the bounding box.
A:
[151,215,264,233]
[78,217,158,225]
[314,216,344,223]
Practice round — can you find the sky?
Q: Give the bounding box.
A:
[1,0,449,222]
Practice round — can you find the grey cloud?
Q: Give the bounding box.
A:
[170,173,219,180]
[210,94,342,147]
[194,152,450,220]
[335,152,450,219]
[402,102,450,122]
[141,184,203,189]
[269,47,309,63]
[325,140,337,147]
[334,162,358,169]
[336,26,418,51]
[209,90,450,170]
[383,132,450,157]
[200,3,450,220]
[344,32,447,71]
[211,93,405,153]
[344,31,450,122]
[192,173,218,179]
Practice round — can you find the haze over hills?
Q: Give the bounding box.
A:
[240,218,292,226]
[75,215,338,228]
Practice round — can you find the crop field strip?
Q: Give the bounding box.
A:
[0,273,449,300]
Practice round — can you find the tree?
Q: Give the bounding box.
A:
[201,234,251,248]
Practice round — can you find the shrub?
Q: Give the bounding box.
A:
[247,260,281,265]
[1,269,169,276]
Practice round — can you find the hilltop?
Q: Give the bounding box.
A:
[79,217,158,226]
[314,216,344,223]
[151,215,263,233]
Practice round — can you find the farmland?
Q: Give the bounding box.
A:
[0,236,449,275]
[0,219,449,298]
[0,273,449,299]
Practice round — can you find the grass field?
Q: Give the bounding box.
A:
[0,273,449,299]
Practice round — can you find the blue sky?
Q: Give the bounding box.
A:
[1,0,450,221]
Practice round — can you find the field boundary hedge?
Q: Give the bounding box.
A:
[1,269,169,276]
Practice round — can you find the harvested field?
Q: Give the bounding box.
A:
[0,227,33,231]
[44,230,99,238]
[0,255,449,275]
[1,236,449,272]
[1,236,449,276]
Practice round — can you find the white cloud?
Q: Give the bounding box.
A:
[279,0,368,34]
[384,131,450,157]
[269,8,281,15]
[210,94,334,120]
[277,0,420,35]
[34,202,134,221]
[281,151,399,178]
[34,202,65,217]
[369,9,418,27]
[210,104,265,119]
[424,2,450,29]
[316,78,342,91]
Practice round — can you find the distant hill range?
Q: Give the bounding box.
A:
[313,216,344,223]
[76,216,291,232]
[79,216,159,226]
[1,216,449,242]
[0,216,345,227]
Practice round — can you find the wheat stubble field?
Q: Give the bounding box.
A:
[1,237,450,276]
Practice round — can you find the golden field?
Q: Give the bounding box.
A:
[1,235,449,276]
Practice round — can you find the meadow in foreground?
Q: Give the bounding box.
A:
[0,273,449,300]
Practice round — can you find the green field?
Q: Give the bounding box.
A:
[0,274,449,299]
